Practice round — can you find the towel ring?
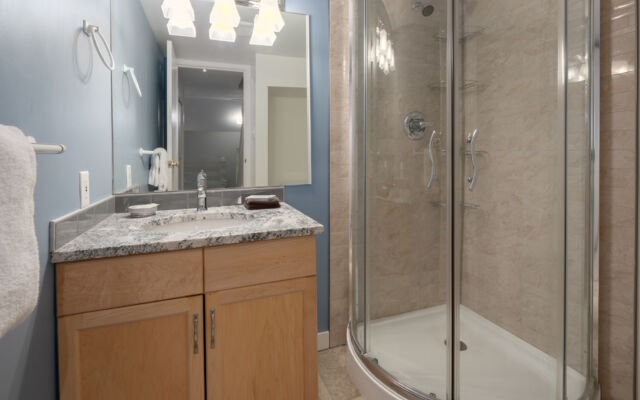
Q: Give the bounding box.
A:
[83,20,115,71]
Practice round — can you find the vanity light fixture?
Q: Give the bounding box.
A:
[249,0,285,46]
[249,15,277,46]
[161,0,194,19]
[255,0,285,32]
[162,0,196,38]
[249,14,277,46]
[209,0,241,42]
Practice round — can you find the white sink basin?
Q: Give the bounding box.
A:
[144,216,251,233]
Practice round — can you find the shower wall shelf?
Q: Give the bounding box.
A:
[430,201,480,210]
[428,80,480,91]
[437,148,489,157]
[434,26,485,42]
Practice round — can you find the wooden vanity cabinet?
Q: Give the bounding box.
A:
[58,296,205,400]
[205,277,317,400]
[56,236,318,400]
[203,236,319,400]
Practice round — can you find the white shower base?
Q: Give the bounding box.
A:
[347,305,586,400]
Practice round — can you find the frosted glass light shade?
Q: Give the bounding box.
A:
[161,0,194,20]
[250,15,277,46]
[167,15,196,37]
[257,0,285,32]
[209,24,237,42]
[209,0,241,28]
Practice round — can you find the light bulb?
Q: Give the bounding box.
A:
[250,14,277,46]
[167,11,196,37]
[257,0,285,32]
[210,0,240,28]
[209,24,237,42]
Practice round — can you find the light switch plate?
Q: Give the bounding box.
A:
[126,165,132,188]
[79,171,90,208]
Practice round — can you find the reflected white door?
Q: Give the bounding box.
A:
[166,40,179,191]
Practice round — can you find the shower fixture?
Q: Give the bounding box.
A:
[413,1,435,17]
[403,111,431,140]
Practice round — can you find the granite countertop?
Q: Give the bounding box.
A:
[51,203,324,263]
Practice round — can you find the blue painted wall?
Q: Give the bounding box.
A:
[111,0,164,194]
[0,1,112,399]
[0,0,330,398]
[284,0,330,333]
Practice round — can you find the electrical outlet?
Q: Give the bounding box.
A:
[126,165,132,188]
[79,171,90,208]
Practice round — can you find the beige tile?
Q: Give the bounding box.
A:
[318,347,361,400]
[599,0,637,397]
[329,0,352,345]
[319,376,332,400]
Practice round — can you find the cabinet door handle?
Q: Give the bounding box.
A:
[210,308,216,349]
[193,313,199,354]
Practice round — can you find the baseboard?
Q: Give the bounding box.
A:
[317,331,329,351]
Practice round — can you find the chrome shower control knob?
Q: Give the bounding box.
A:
[404,112,431,140]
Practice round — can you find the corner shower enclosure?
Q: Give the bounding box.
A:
[348,0,599,399]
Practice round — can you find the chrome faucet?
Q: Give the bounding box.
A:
[197,169,207,211]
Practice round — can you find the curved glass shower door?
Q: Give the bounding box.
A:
[351,0,452,398]
[454,0,594,398]
[349,0,598,399]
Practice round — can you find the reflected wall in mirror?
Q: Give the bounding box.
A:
[111,0,310,193]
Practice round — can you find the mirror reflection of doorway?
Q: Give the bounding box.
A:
[178,67,244,190]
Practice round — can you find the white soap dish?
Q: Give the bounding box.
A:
[128,203,158,218]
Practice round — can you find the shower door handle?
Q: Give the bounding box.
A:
[427,130,440,188]
[466,129,479,191]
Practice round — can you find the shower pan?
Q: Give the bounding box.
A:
[347,0,600,399]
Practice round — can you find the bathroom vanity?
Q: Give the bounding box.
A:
[51,204,323,400]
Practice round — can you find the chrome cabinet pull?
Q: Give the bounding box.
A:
[193,313,199,354]
[210,309,216,349]
[427,130,440,188]
[465,129,479,191]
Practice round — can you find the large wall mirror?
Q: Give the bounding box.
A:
[111,0,310,193]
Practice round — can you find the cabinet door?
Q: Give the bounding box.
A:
[206,277,318,400]
[58,296,205,400]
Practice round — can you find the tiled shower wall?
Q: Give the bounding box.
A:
[330,0,448,345]
[329,0,351,347]
[363,0,446,320]
[458,0,567,363]
[599,0,637,398]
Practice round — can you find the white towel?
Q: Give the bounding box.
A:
[0,125,39,339]
[148,147,169,192]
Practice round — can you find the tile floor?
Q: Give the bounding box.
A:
[318,346,364,400]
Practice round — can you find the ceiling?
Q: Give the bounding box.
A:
[180,67,243,99]
[139,0,308,65]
